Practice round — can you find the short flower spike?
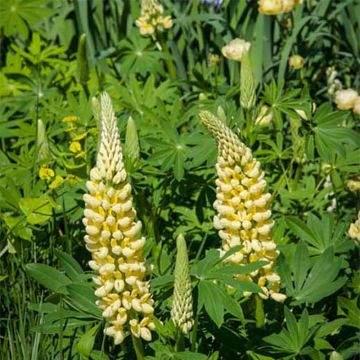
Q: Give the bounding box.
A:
[83,92,155,345]
[199,110,286,302]
[171,234,193,334]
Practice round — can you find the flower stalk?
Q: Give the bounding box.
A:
[199,110,286,303]
[83,92,155,347]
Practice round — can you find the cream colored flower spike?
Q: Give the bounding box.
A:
[83,92,155,345]
[199,110,286,303]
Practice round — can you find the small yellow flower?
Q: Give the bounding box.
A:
[335,89,359,110]
[255,105,273,127]
[209,53,220,65]
[69,141,82,153]
[62,116,78,123]
[289,54,304,70]
[39,165,55,180]
[49,175,65,189]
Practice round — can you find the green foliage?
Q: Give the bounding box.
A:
[279,241,347,305]
[0,0,359,359]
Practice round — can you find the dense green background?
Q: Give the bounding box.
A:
[0,0,359,359]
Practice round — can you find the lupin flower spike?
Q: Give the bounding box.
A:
[83,92,155,345]
[199,110,286,303]
[171,234,194,334]
[135,0,173,36]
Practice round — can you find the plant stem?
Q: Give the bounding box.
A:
[157,32,176,79]
[255,295,265,328]
[190,315,198,352]
[131,334,145,360]
[175,329,184,352]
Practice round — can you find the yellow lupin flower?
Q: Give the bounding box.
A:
[135,0,173,36]
[348,211,360,242]
[289,54,304,70]
[39,165,55,180]
[258,0,302,15]
[83,92,155,345]
[255,105,273,127]
[49,175,65,190]
[199,110,285,302]
[69,141,82,153]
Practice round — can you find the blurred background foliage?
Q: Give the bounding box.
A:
[0,0,359,359]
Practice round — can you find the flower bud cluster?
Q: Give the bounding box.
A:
[348,211,360,242]
[83,92,154,345]
[199,111,286,302]
[334,88,360,115]
[258,0,303,16]
[221,38,251,63]
[135,0,173,36]
[255,105,273,127]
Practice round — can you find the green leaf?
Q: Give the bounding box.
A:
[55,250,83,281]
[175,352,208,360]
[19,196,53,225]
[32,318,93,335]
[198,280,224,327]
[66,283,102,318]
[77,323,101,357]
[25,263,71,294]
[337,297,360,329]
[279,243,347,304]
[263,308,314,356]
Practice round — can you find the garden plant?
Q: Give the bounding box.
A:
[0,0,359,359]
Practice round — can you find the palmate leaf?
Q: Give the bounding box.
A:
[337,297,360,330]
[263,308,316,358]
[312,104,360,162]
[279,242,347,305]
[0,0,55,40]
[117,33,165,76]
[286,213,354,255]
[194,247,262,327]
[198,280,224,327]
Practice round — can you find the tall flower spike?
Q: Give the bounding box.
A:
[199,110,286,302]
[171,234,194,334]
[83,92,155,345]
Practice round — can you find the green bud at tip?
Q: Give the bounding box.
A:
[125,116,140,163]
[37,119,50,161]
[77,34,89,86]
[240,52,256,110]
